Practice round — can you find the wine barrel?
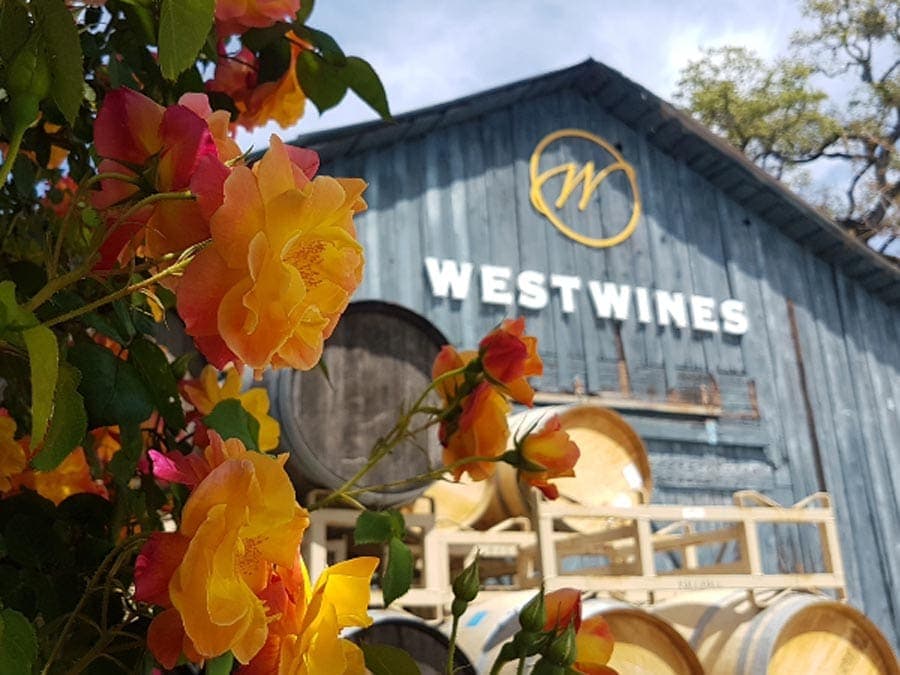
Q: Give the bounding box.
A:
[653,590,900,674]
[346,609,476,675]
[262,301,447,508]
[450,591,701,674]
[415,477,507,530]
[580,598,703,675]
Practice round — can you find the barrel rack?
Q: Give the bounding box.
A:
[303,490,846,613]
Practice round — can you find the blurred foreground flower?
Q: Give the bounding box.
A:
[136,433,309,664]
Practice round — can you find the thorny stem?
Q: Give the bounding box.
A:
[25,190,196,313]
[41,535,149,675]
[0,125,26,187]
[446,613,461,675]
[41,240,210,328]
[334,454,507,504]
[313,365,470,509]
[49,172,142,277]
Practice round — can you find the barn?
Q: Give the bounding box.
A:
[285,59,900,653]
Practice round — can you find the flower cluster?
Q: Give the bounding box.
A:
[207,1,309,131]
[136,433,377,669]
[91,88,366,375]
[432,318,579,497]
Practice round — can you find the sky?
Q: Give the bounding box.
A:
[236,0,806,148]
[234,1,898,257]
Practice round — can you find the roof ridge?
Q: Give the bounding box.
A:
[283,59,900,303]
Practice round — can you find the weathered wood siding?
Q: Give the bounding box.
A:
[318,88,900,648]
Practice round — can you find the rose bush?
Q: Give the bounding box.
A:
[0,1,598,673]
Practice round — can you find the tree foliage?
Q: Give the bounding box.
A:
[676,0,899,253]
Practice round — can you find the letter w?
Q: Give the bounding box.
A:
[542,161,626,211]
[588,282,631,320]
[425,258,473,300]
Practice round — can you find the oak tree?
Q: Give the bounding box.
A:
[676,0,899,255]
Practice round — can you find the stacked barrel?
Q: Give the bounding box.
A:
[259,302,899,674]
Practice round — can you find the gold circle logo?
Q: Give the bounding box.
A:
[529,128,642,248]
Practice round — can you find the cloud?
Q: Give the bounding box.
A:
[236,1,807,149]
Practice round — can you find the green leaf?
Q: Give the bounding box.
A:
[68,340,155,427]
[204,399,260,451]
[241,22,292,51]
[296,51,347,114]
[32,0,84,125]
[22,325,58,449]
[382,537,413,607]
[170,351,196,380]
[0,281,37,336]
[206,651,234,675]
[387,509,405,539]
[31,363,85,471]
[353,510,394,545]
[360,643,421,675]
[0,608,38,675]
[107,421,142,484]
[295,0,314,24]
[158,0,215,81]
[128,337,185,429]
[292,25,346,65]
[256,38,292,85]
[81,312,128,346]
[340,57,391,120]
[0,1,32,68]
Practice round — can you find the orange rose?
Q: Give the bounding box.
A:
[136,433,309,664]
[215,0,301,35]
[574,616,616,675]
[241,556,377,675]
[479,317,543,405]
[0,411,27,492]
[13,448,107,505]
[176,136,365,375]
[92,89,240,271]
[440,382,510,481]
[431,345,477,404]
[181,365,280,451]
[543,589,616,674]
[518,415,579,499]
[209,42,307,131]
[544,588,582,634]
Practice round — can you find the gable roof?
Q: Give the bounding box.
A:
[287,59,900,306]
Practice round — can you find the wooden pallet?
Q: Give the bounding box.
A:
[303,490,846,611]
[530,490,846,602]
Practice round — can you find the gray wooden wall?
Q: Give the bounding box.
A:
[317,88,900,648]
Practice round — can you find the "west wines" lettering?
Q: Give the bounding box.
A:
[424,257,749,335]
